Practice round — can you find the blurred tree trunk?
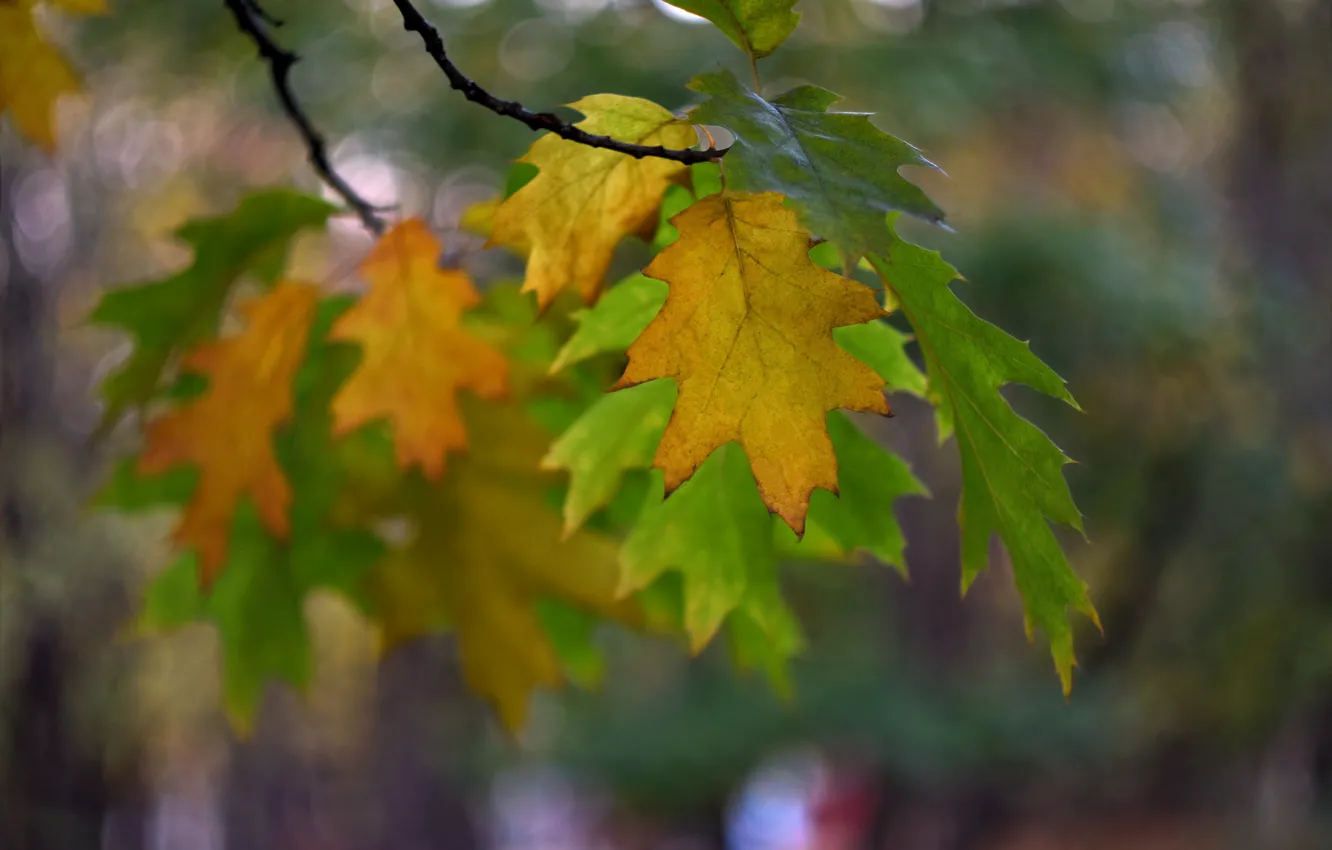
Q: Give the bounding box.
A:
[1228,0,1332,419]
[222,637,484,850]
[0,153,147,849]
[0,156,107,849]
[370,641,482,850]
[1226,0,1332,844]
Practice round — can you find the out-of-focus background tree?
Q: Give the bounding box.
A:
[4,0,1332,847]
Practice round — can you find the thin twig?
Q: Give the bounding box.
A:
[240,0,283,27]
[389,0,725,165]
[224,0,389,235]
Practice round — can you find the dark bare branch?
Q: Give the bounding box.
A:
[388,0,725,165]
[224,0,389,235]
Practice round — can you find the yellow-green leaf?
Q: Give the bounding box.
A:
[617,191,890,534]
[662,0,800,61]
[0,0,103,151]
[363,398,644,732]
[489,94,698,309]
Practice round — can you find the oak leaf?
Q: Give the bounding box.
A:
[551,273,668,374]
[330,219,509,477]
[542,380,677,534]
[113,297,389,729]
[835,319,928,400]
[363,397,642,732]
[690,70,944,260]
[137,509,313,732]
[792,412,926,572]
[662,0,800,61]
[620,446,804,692]
[869,217,1097,693]
[139,282,319,584]
[489,94,698,309]
[0,0,104,151]
[91,191,334,431]
[617,191,890,533]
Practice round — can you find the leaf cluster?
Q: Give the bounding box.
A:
[16,0,1100,731]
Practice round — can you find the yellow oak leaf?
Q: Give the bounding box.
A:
[330,218,509,478]
[47,0,109,13]
[139,282,319,584]
[458,196,530,256]
[617,191,890,533]
[363,397,641,732]
[0,0,105,150]
[0,0,103,151]
[489,94,698,309]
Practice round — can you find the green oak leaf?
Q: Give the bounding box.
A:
[120,297,384,729]
[542,380,676,533]
[726,571,803,697]
[506,162,539,197]
[801,412,926,573]
[276,297,387,604]
[662,0,800,61]
[690,70,944,259]
[538,599,607,690]
[551,274,669,373]
[868,217,1097,693]
[547,177,693,375]
[692,161,724,199]
[90,190,333,432]
[620,445,804,688]
[139,506,310,732]
[772,508,843,562]
[835,319,928,399]
[650,183,696,253]
[94,457,196,510]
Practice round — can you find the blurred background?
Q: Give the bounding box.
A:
[3,0,1332,847]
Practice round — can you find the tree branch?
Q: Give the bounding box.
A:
[224,0,389,235]
[388,0,725,165]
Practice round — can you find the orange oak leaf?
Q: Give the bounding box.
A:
[617,191,890,533]
[139,282,319,583]
[488,94,698,309]
[330,218,509,477]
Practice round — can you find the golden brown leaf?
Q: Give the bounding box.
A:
[330,219,509,478]
[489,95,697,309]
[617,192,890,533]
[364,398,640,731]
[139,282,319,583]
[458,196,530,256]
[0,0,103,151]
